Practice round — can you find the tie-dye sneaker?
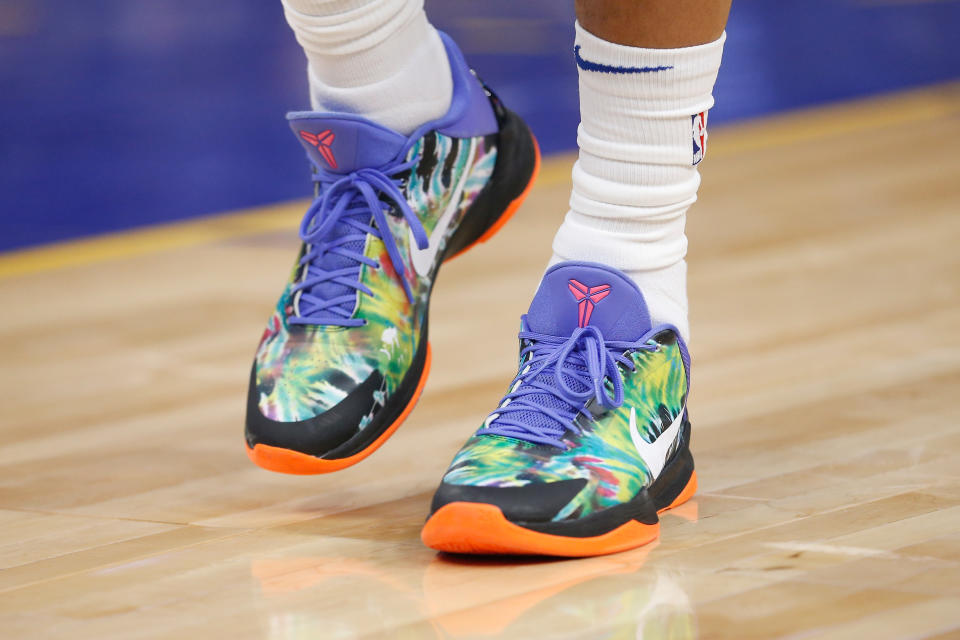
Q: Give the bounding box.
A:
[422,262,696,556]
[245,34,540,474]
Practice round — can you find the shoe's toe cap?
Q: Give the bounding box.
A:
[429,478,588,524]
[245,363,383,458]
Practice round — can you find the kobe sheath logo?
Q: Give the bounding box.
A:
[299,129,338,169]
[629,407,684,479]
[567,279,610,327]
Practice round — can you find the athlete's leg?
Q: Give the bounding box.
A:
[280,0,452,134]
[552,0,731,340]
[423,2,731,556]
[576,0,729,48]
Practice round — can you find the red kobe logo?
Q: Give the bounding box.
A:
[299,129,337,169]
[692,111,707,165]
[568,279,611,327]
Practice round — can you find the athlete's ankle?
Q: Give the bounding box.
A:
[282,0,452,134]
[549,24,725,342]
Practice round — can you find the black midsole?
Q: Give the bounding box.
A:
[442,106,537,259]
[322,319,430,459]
[515,420,695,538]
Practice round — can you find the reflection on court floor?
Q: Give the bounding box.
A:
[252,507,699,639]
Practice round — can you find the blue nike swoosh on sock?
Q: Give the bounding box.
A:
[573,45,673,74]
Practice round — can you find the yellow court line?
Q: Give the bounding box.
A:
[0,203,304,280]
[1,82,957,281]
[706,83,960,157]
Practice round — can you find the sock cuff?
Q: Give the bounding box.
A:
[283,0,422,55]
[574,21,725,115]
[282,0,372,14]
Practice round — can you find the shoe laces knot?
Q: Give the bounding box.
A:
[290,157,428,327]
[551,325,624,411]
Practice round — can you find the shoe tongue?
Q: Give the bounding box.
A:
[525,262,651,341]
[288,112,408,173]
[287,113,408,322]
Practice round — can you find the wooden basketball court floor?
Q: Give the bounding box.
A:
[1,83,959,639]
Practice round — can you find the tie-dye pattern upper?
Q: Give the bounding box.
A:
[254,131,497,423]
[441,332,688,522]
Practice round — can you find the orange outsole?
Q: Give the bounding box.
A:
[445,135,541,262]
[421,471,697,557]
[246,344,432,474]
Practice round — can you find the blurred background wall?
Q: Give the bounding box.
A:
[1,0,958,251]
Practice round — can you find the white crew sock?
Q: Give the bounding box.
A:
[281,0,452,135]
[551,23,725,341]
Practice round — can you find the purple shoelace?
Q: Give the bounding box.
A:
[482,325,660,449]
[289,155,427,327]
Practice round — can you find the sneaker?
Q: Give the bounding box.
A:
[421,262,696,556]
[245,33,540,474]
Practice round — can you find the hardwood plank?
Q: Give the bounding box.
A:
[1,85,958,638]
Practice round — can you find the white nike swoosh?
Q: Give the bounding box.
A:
[629,406,684,479]
[409,138,475,278]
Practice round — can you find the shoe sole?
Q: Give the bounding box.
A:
[421,437,697,557]
[246,110,541,475]
[246,344,433,474]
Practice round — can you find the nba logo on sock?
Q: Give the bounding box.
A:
[692,111,707,165]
